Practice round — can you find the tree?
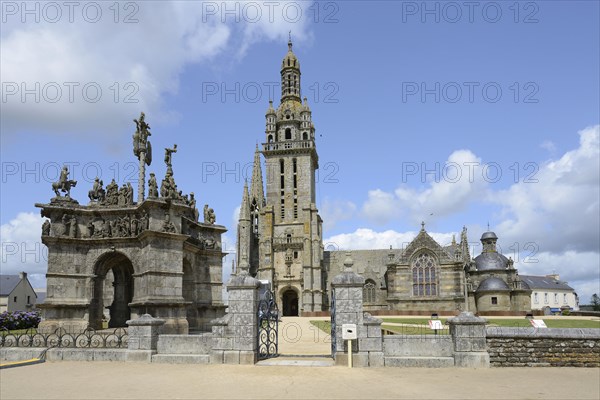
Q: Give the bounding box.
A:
[591,294,600,311]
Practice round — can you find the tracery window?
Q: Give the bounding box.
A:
[363,279,376,303]
[412,253,438,296]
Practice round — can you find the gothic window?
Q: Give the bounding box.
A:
[363,279,376,303]
[411,252,438,297]
[285,128,292,140]
[268,135,273,143]
[303,132,308,140]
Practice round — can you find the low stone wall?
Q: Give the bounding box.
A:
[486,327,600,367]
[1,347,127,362]
[383,336,453,357]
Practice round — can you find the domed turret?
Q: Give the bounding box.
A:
[476,277,510,292]
[280,36,301,102]
[473,231,509,271]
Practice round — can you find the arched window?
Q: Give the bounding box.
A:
[412,253,437,296]
[285,128,292,140]
[363,279,376,303]
[268,135,273,143]
[303,132,308,140]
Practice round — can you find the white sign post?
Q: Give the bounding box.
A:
[342,324,357,368]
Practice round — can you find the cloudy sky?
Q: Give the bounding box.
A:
[1,1,599,303]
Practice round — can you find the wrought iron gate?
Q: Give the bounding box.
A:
[257,290,279,360]
[330,288,336,358]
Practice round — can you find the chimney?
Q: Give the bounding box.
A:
[19,271,27,279]
[546,273,560,281]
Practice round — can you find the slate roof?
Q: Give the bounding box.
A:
[0,275,20,296]
[520,275,574,291]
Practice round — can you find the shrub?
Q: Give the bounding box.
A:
[0,310,41,330]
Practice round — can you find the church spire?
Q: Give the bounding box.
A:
[239,180,250,221]
[250,144,265,208]
[281,37,301,102]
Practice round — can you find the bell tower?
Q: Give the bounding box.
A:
[245,38,324,314]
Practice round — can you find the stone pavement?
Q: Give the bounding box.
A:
[278,316,331,356]
[2,361,599,399]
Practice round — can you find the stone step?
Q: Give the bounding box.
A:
[151,354,210,364]
[156,334,212,355]
[384,356,455,368]
[257,356,335,367]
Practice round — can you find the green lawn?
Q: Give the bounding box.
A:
[382,317,600,329]
[310,320,331,334]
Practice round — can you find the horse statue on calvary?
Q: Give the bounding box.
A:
[52,166,77,198]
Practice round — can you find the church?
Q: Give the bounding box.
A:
[235,39,535,316]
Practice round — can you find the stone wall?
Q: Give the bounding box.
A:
[486,327,600,367]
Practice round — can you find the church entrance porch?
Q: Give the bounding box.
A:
[90,252,134,330]
[282,289,299,316]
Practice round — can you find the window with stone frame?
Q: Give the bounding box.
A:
[363,279,376,303]
[411,252,438,297]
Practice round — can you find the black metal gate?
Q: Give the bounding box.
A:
[257,290,278,360]
[330,288,336,358]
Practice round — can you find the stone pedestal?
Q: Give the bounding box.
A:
[448,311,489,368]
[126,314,165,362]
[211,271,260,364]
[331,254,383,367]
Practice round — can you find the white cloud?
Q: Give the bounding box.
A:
[324,228,456,251]
[1,1,310,137]
[362,149,487,225]
[494,125,600,254]
[0,212,47,288]
[320,198,356,230]
[540,140,557,153]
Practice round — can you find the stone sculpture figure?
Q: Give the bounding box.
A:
[131,216,139,236]
[88,178,105,202]
[164,144,177,174]
[126,182,134,205]
[105,179,119,205]
[208,208,216,224]
[140,212,149,231]
[102,219,111,237]
[62,214,69,236]
[162,214,176,233]
[189,192,199,221]
[118,184,128,206]
[52,166,78,198]
[87,221,94,238]
[148,173,158,197]
[69,215,77,238]
[42,220,51,236]
[203,204,210,223]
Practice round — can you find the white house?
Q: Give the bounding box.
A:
[0,272,38,313]
[521,274,579,313]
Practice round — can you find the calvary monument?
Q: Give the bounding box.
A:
[36,114,226,334]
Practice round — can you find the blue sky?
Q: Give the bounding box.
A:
[1,1,599,302]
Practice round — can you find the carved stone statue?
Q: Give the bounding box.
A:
[87,221,94,238]
[189,192,199,221]
[148,173,158,198]
[203,204,210,223]
[88,177,106,203]
[61,214,69,236]
[52,166,77,198]
[208,208,216,224]
[162,214,176,233]
[42,220,51,236]
[69,215,77,238]
[133,112,152,163]
[105,179,119,205]
[164,144,177,174]
[140,212,149,231]
[126,182,134,205]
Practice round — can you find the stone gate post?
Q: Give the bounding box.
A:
[126,314,165,362]
[447,311,490,368]
[212,271,260,364]
[331,253,383,367]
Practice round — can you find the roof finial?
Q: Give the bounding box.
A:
[421,221,425,231]
[288,31,292,50]
[487,221,490,231]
